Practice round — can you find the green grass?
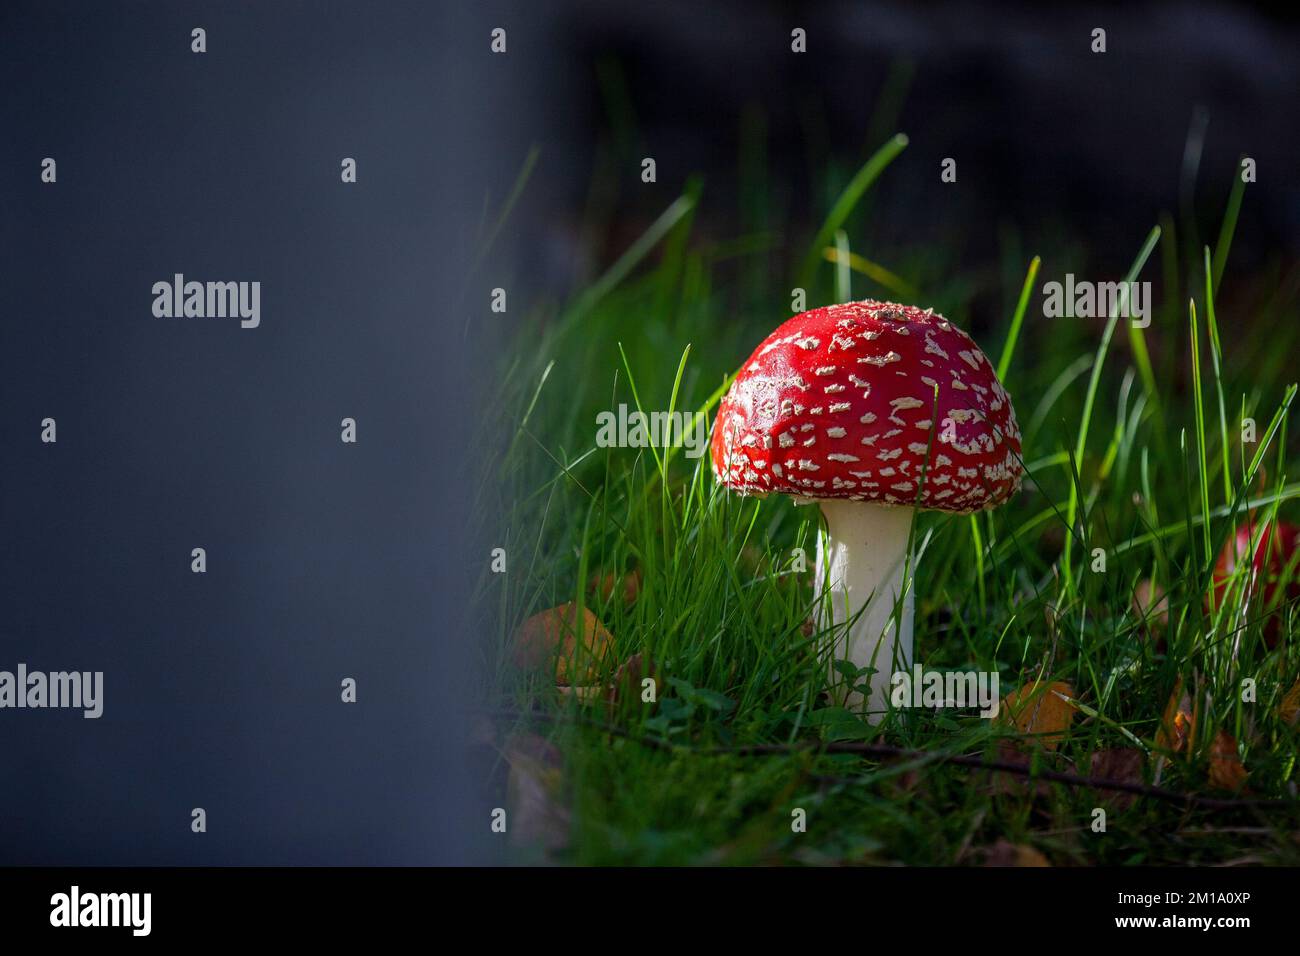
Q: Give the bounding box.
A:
[474,129,1300,866]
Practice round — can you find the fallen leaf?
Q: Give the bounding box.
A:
[1088,748,1145,810]
[607,653,661,711]
[589,568,641,604]
[893,768,922,795]
[513,603,612,686]
[1132,578,1170,649]
[982,839,1050,867]
[987,740,1055,800]
[1280,681,1300,726]
[1208,730,1249,793]
[1155,677,1199,755]
[1000,680,1076,750]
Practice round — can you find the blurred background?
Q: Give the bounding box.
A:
[500,0,1299,341]
[0,1,520,865]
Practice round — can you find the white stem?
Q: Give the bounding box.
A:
[815,499,915,723]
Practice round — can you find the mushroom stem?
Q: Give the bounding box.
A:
[815,499,915,722]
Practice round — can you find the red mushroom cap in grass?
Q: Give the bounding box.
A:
[1211,519,1300,648]
[709,300,1023,722]
[711,300,1024,511]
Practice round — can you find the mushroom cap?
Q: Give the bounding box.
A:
[1211,518,1299,649]
[710,300,1024,513]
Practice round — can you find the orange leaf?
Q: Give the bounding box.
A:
[1155,677,1199,754]
[1280,681,1300,727]
[1000,681,1076,750]
[983,839,1051,867]
[588,568,641,604]
[1208,730,1249,793]
[513,603,613,686]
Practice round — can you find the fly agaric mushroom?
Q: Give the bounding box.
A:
[1211,518,1299,648]
[711,300,1023,719]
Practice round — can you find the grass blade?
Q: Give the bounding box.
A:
[1062,226,1162,586]
[798,133,909,289]
[996,255,1040,381]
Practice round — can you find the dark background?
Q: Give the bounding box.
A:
[510,0,1299,333]
[2,1,1297,864]
[0,1,529,865]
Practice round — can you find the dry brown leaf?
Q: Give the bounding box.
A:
[983,839,1051,867]
[512,602,612,686]
[1000,680,1076,750]
[1280,681,1300,726]
[589,568,641,605]
[1132,578,1170,651]
[1088,748,1145,810]
[1155,677,1199,754]
[607,653,661,711]
[987,740,1055,800]
[893,768,922,795]
[1208,730,1249,793]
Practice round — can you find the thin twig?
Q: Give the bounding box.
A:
[491,707,1300,813]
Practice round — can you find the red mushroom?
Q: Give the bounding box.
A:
[1211,518,1299,648]
[711,301,1023,719]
